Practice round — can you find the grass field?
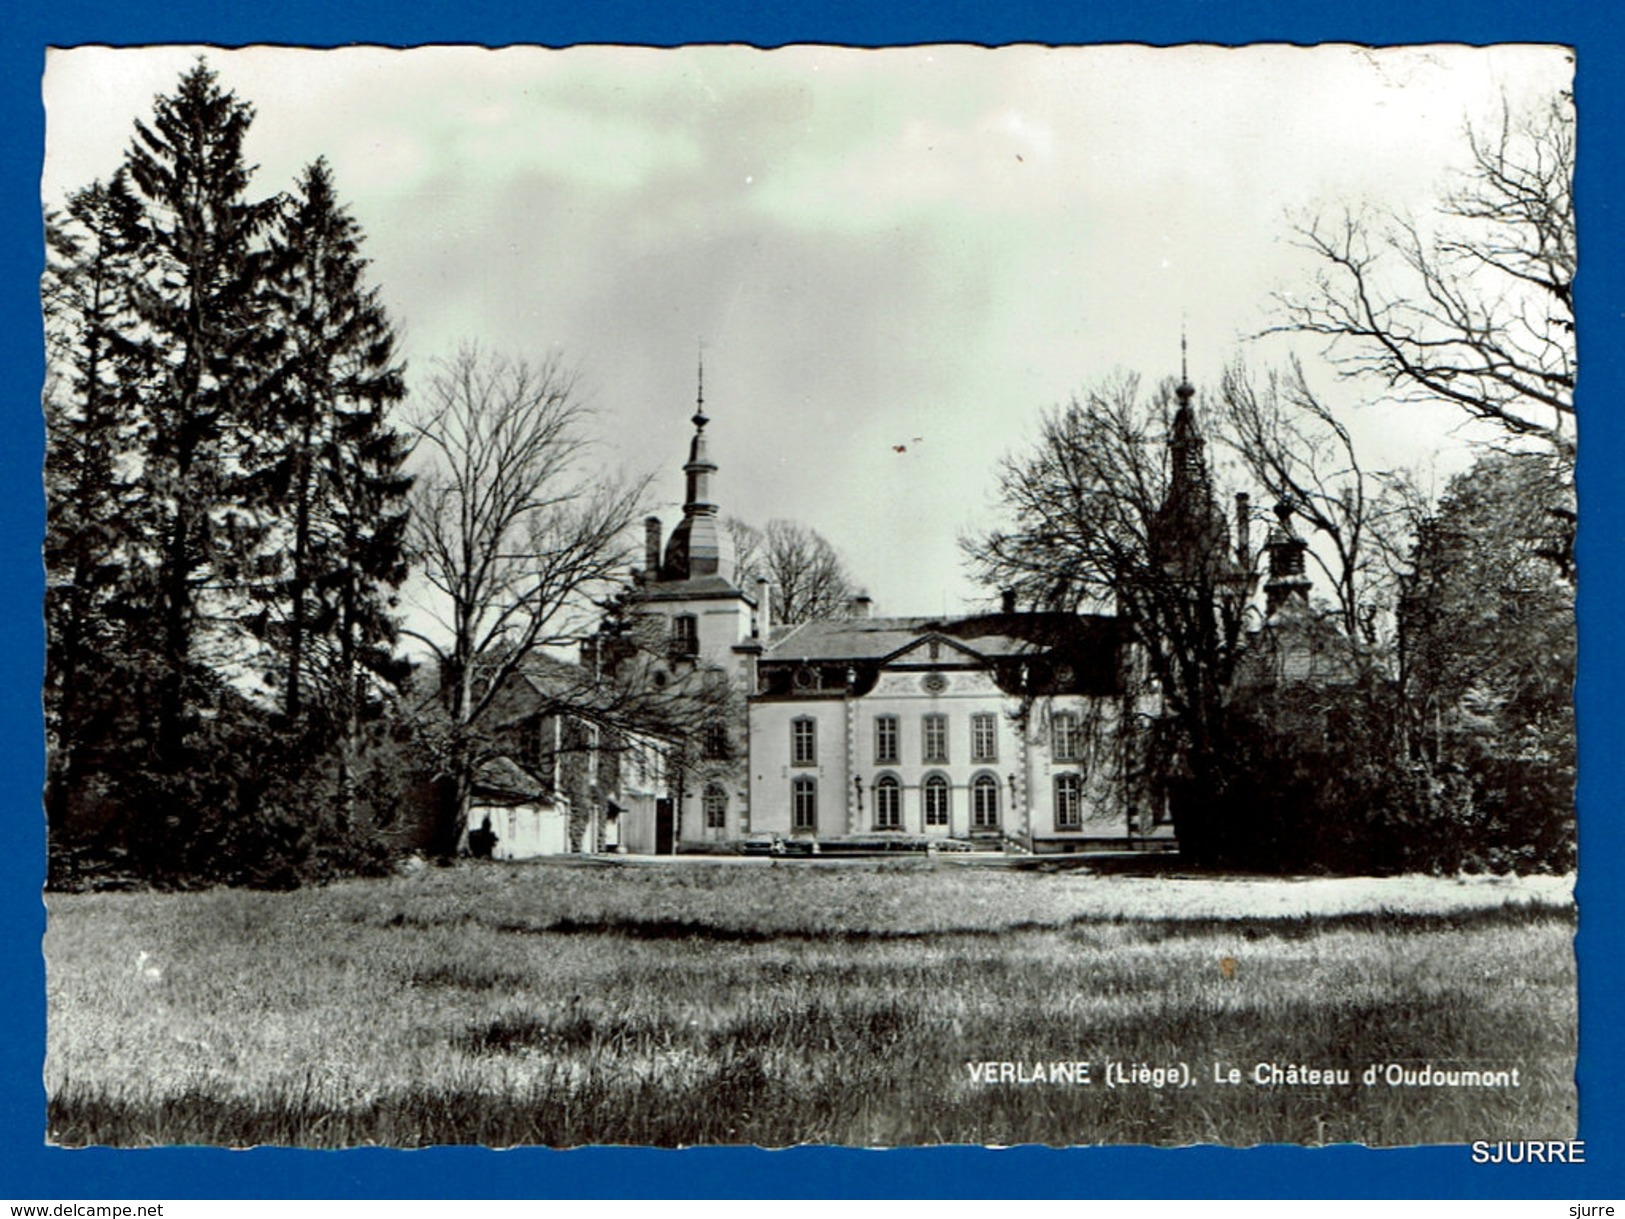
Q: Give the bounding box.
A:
[44,859,1576,1148]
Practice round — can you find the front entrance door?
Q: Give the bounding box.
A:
[655,797,675,855]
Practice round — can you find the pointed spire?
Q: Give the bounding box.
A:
[1177,323,1194,403]
[665,348,725,581]
[693,343,708,431]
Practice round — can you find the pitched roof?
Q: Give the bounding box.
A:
[479,654,681,744]
[472,756,551,803]
[513,653,598,700]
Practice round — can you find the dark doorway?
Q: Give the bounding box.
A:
[655,797,675,855]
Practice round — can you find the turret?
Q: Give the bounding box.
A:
[1263,499,1312,615]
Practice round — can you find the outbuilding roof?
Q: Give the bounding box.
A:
[472,756,552,803]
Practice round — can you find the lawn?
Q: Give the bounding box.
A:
[44,859,1576,1148]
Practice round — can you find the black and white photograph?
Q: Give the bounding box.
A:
[40,43,1577,1150]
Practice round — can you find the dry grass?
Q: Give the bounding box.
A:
[44,859,1576,1148]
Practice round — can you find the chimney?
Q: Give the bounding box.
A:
[1235,492,1251,566]
[756,576,772,639]
[851,592,873,619]
[644,516,662,577]
[1000,588,1017,615]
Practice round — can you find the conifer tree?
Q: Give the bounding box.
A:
[42,171,148,840]
[122,61,281,773]
[258,158,412,813]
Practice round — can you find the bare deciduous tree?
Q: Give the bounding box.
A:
[405,345,650,851]
[1219,358,1402,644]
[728,517,860,625]
[966,374,1251,864]
[1273,92,1575,459]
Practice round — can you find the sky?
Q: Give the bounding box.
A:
[41,43,1573,619]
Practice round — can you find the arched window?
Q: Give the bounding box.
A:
[923,773,950,828]
[972,773,1000,830]
[874,774,902,830]
[1052,711,1080,761]
[704,783,728,830]
[792,775,818,832]
[1055,773,1083,830]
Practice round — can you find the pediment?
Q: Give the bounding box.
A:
[880,632,989,668]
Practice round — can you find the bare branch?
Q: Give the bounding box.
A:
[404,344,653,839]
[730,517,860,625]
[1269,93,1575,462]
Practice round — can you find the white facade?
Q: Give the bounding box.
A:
[471,800,571,859]
[607,389,1172,854]
[747,622,1166,849]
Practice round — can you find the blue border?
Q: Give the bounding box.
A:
[6,0,1620,1201]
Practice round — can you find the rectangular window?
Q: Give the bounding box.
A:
[971,712,998,763]
[1055,773,1083,830]
[922,713,948,764]
[600,729,622,790]
[705,785,728,830]
[792,717,817,767]
[521,716,556,793]
[874,715,898,764]
[671,614,698,657]
[702,721,730,760]
[1053,712,1080,761]
[519,717,545,776]
[793,777,818,831]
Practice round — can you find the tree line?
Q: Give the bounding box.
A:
[45,63,417,886]
[44,62,873,887]
[45,62,1574,884]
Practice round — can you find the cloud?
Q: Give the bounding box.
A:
[42,42,1575,615]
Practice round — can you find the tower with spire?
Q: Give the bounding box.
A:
[659,357,729,582]
[624,354,759,667]
[1151,340,1242,591]
[603,356,760,848]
